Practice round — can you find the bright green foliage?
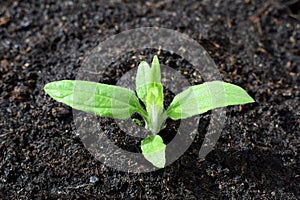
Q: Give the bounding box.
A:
[136,56,165,134]
[44,80,147,120]
[44,55,255,168]
[136,61,150,104]
[166,81,255,120]
[132,118,143,126]
[141,135,166,168]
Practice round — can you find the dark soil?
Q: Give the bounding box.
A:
[0,0,299,199]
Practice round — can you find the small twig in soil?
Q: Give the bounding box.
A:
[0,17,10,26]
[249,1,271,21]
[249,1,271,35]
[66,183,93,189]
[201,186,218,195]
[0,133,10,138]
[145,0,174,8]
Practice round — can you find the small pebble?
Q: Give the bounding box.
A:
[89,176,99,184]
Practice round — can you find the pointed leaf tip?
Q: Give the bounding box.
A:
[166,81,255,120]
[44,80,145,120]
[150,55,161,83]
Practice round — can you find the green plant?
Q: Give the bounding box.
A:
[44,56,255,168]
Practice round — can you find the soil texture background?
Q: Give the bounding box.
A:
[0,0,299,199]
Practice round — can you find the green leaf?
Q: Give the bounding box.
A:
[147,56,163,108]
[132,118,143,126]
[145,82,165,133]
[149,55,161,84]
[44,80,146,120]
[136,61,151,104]
[135,56,163,107]
[145,56,165,134]
[135,56,166,134]
[141,135,166,168]
[166,81,255,120]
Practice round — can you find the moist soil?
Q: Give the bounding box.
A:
[0,0,299,199]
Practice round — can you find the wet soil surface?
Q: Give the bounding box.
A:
[0,0,299,199]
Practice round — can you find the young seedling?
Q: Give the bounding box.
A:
[44,56,255,168]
